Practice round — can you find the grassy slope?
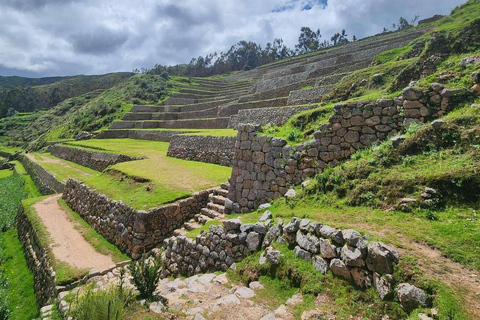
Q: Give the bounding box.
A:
[0,161,41,319]
[31,139,231,209]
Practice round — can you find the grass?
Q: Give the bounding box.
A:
[0,229,38,320]
[58,199,129,263]
[31,139,231,209]
[0,172,27,230]
[0,169,12,179]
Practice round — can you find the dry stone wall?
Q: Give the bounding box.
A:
[96,129,195,141]
[228,105,315,129]
[18,154,65,195]
[62,179,213,259]
[16,205,58,307]
[167,135,235,167]
[49,145,141,172]
[162,215,399,300]
[227,84,464,212]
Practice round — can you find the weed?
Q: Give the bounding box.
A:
[128,254,162,300]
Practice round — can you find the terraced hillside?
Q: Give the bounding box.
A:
[96,27,427,144]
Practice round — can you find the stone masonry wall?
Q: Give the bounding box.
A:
[163,215,400,300]
[167,135,235,167]
[18,154,65,195]
[62,179,213,259]
[96,129,195,142]
[228,105,315,129]
[227,84,463,212]
[49,145,142,172]
[16,205,58,307]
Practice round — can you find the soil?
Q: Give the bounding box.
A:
[33,194,114,271]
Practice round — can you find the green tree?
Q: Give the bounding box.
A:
[295,27,322,54]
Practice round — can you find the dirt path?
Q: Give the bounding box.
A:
[33,195,114,271]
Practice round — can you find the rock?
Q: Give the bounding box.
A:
[473,71,480,84]
[473,84,480,96]
[396,283,428,312]
[301,309,324,320]
[418,313,433,320]
[274,304,290,317]
[459,56,480,67]
[294,245,312,261]
[319,225,336,238]
[313,256,328,274]
[216,294,240,306]
[319,238,337,259]
[194,314,206,320]
[266,248,282,264]
[330,259,351,280]
[260,312,278,320]
[235,287,255,298]
[75,131,95,141]
[198,273,216,284]
[223,219,242,231]
[341,246,365,267]
[374,273,392,300]
[149,301,166,313]
[391,135,406,148]
[299,219,310,231]
[440,88,466,98]
[431,119,445,130]
[342,229,361,247]
[350,268,372,288]
[186,307,205,315]
[259,211,273,222]
[286,293,303,306]
[296,231,320,253]
[258,203,271,210]
[254,223,268,235]
[259,252,268,265]
[249,281,265,290]
[430,83,444,92]
[246,232,262,251]
[403,87,423,100]
[301,180,311,188]
[285,189,297,198]
[330,229,345,245]
[213,273,228,285]
[187,281,207,293]
[284,218,300,233]
[366,242,399,274]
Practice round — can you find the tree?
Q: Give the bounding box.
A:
[295,27,321,54]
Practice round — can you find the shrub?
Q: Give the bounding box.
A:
[128,254,162,300]
[68,284,134,320]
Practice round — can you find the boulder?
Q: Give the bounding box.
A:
[259,210,272,222]
[350,268,372,288]
[319,225,336,238]
[285,189,297,198]
[266,247,282,264]
[235,287,255,299]
[403,87,423,100]
[330,259,351,280]
[396,283,428,312]
[440,88,466,98]
[149,301,166,313]
[319,238,337,259]
[459,56,480,67]
[294,246,312,261]
[223,219,242,231]
[373,273,392,300]
[296,231,320,253]
[341,245,365,267]
[366,242,399,274]
[284,218,300,233]
[246,232,262,251]
[312,256,328,274]
[342,229,361,247]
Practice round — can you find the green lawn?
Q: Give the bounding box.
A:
[32,139,231,209]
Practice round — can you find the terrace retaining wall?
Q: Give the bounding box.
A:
[16,205,58,307]
[228,105,315,129]
[62,179,214,259]
[163,216,400,300]
[227,84,466,212]
[95,129,194,142]
[49,145,141,172]
[18,154,65,195]
[167,135,235,167]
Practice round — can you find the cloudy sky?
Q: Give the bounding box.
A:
[0,0,466,78]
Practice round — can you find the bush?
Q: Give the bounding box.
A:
[68,283,134,320]
[128,254,162,300]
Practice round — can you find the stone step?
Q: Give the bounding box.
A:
[179,87,249,96]
[220,182,230,190]
[200,208,220,219]
[184,222,201,231]
[122,107,218,121]
[195,214,212,225]
[207,202,225,214]
[217,97,289,117]
[214,188,228,197]
[209,195,226,206]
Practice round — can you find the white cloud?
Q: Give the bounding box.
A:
[0,0,467,77]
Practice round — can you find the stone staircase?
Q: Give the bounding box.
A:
[174,183,230,236]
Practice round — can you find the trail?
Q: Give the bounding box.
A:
[33,194,114,271]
